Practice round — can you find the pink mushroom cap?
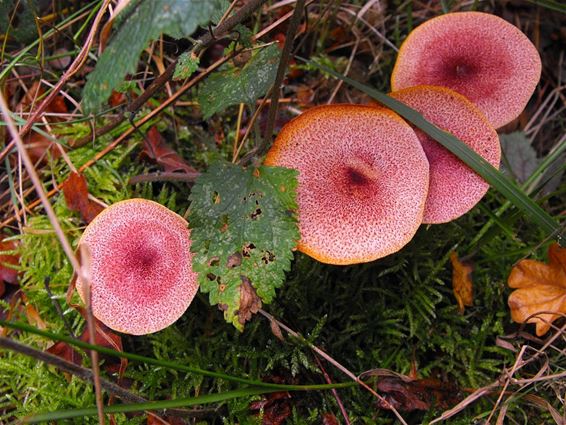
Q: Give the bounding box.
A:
[76,199,198,335]
[390,85,501,223]
[264,104,429,265]
[391,12,542,128]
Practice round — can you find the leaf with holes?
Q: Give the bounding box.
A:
[82,0,224,113]
[198,44,281,119]
[189,161,299,330]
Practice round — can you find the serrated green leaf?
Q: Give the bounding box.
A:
[189,161,299,330]
[173,51,200,80]
[500,132,539,183]
[82,0,224,114]
[198,44,281,119]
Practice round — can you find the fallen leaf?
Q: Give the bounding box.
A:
[46,340,83,366]
[17,81,68,114]
[237,276,262,325]
[363,369,461,412]
[62,172,104,223]
[0,239,19,286]
[450,251,473,313]
[47,317,126,375]
[322,413,339,425]
[508,243,566,336]
[249,391,292,425]
[141,126,197,173]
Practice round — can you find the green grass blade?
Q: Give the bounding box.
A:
[23,387,274,423]
[525,0,566,13]
[0,320,354,391]
[304,59,564,246]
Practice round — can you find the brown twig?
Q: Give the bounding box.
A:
[313,355,351,425]
[128,171,201,185]
[258,0,306,158]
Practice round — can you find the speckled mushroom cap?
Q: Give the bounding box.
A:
[391,12,542,129]
[390,85,500,224]
[264,104,429,265]
[76,199,198,335]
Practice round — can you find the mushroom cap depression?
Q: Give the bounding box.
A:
[390,86,500,224]
[76,199,198,335]
[391,12,541,128]
[264,104,429,265]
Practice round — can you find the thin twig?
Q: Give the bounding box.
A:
[44,278,76,338]
[258,0,306,157]
[258,309,409,425]
[128,171,201,185]
[313,355,351,425]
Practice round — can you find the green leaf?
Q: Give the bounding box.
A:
[189,161,299,330]
[302,58,565,246]
[173,51,200,80]
[198,44,281,119]
[0,0,39,44]
[82,0,224,114]
[500,132,539,184]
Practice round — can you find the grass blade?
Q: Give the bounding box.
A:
[0,319,354,391]
[304,59,564,246]
[23,387,274,423]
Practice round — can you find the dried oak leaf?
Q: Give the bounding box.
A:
[508,243,566,336]
[141,126,197,173]
[450,251,473,314]
[62,172,104,223]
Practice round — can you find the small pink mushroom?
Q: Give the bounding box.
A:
[391,12,541,128]
[390,85,501,223]
[76,199,198,335]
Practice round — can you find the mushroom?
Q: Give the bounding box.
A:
[391,12,541,128]
[390,85,500,224]
[76,199,198,335]
[264,104,429,265]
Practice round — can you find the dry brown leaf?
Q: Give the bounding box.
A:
[450,251,473,314]
[62,172,104,223]
[237,276,262,325]
[141,126,197,174]
[0,239,19,286]
[507,243,566,336]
